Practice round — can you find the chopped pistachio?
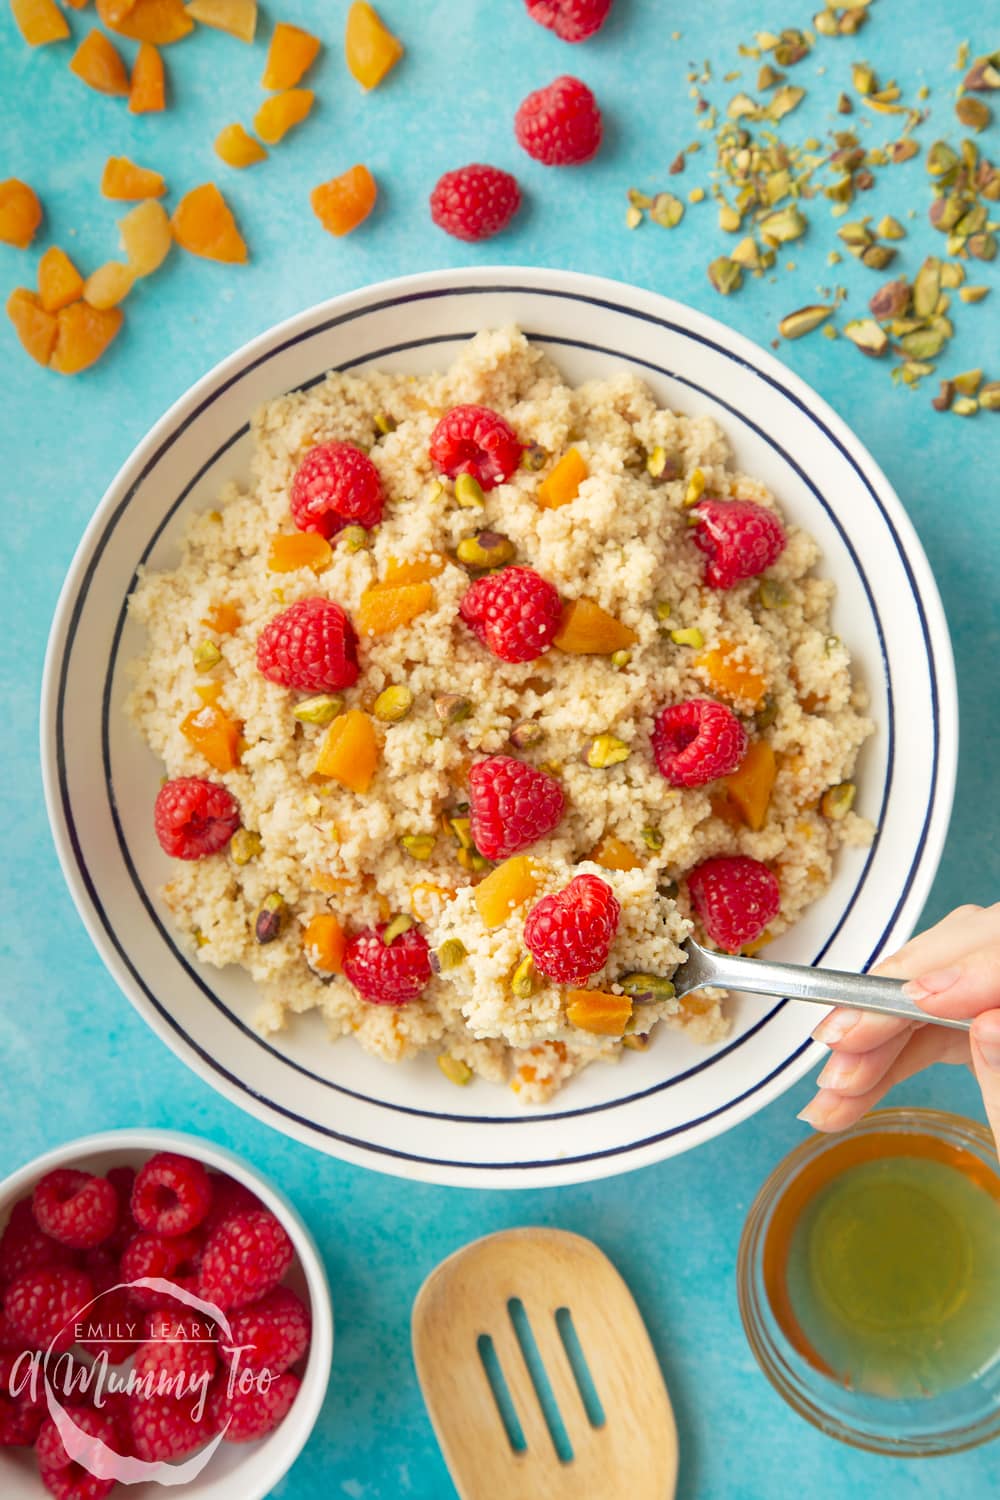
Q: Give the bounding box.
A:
[952,397,979,416]
[731,236,761,268]
[618,972,677,1003]
[449,815,473,849]
[456,848,489,874]
[373,685,414,723]
[654,600,673,621]
[340,524,369,552]
[628,188,653,209]
[852,62,876,96]
[836,90,853,113]
[926,140,960,178]
[754,695,778,731]
[509,720,544,749]
[978,382,1000,411]
[778,305,832,339]
[868,279,911,321]
[641,826,664,852]
[521,444,549,472]
[861,243,897,270]
[622,1033,651,1052]
[193,640,222,672]
[718,203,742,233]
[757,63,782,90]
[434,694,471,725]
[510,953,540,999]
[707,256,743,294]
[827,250,843,266]
[843,318,889,356]
[837,220,873,251]
[454,473,485,509]
[758,204,807,243]
[254,893,285,945]
[650,192,685,228]
[611,649,632,669]
[425,479,445,505]
[769,85,805,120]
[898,327,947,360]
[645,445,671,479]
[230,828,262,866]
[670,626,705,647]
[684,468,706,507]
[625,204,643,230]
[382,914,415,945]
[889,138,920,163]
[456,530,516,570]
[912,257,942,318]
[953,369,983,396]
[956,203,988,237]
[959,284,991,303]
[877,216,905,240]
[956,96,992,131]
[433,939,468,972]
[294,694,343,726]
[815,10,839,38]
[931,379,955,412]
[586,734,631,769]
[373,411,396,436]
[757,578,789,609]
[964,53,1000,91]
[400,833,435,860]
[968,232,998,261]
[940,261,966,288]
[437,1055,472,1086]
[688,186,706,204]
[821,782,856,820]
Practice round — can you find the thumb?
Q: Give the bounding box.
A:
[970,1013,1000,1153]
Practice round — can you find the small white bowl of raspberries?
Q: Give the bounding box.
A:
[0,1129,333,1500]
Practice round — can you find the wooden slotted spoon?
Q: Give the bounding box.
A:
[412,1227,677,1500]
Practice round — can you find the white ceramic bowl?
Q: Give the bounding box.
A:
[0,1128,333,1499]
[41,267,957,1189]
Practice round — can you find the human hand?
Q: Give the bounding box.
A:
[798,903,1000,1150]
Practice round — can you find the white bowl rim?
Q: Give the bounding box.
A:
[39,265,959,1187]
[0,1127,333,1500]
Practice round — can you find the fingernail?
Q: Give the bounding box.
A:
[902,966,960,1001]
[974,1014,1000,1071]
[812,1011,859,1046]
[797,1096,833,1127]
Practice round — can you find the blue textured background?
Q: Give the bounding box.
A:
[2,1,999,1495]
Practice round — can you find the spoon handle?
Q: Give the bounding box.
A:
[696,950,971,1033]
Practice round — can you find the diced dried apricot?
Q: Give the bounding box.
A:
[742,929,774,957]
[38,248,84,313]
[0,180,43,248]
[381,555,444,586]
[129,42,165,112]
[267,531,332,573]
[119,199,172,276]
[310,164,377,237]
[709,790,743,829]
[49,301,123,374]
[565,988,633,1036]
[97,0,192,42]
[63,0,89,9]
[357,582,434,635]
[101,156,166,200]
[537,448,588,510]
[409,882,457,923]
[171,184,247,264]
[695,639,768,709]
[69,30,130,93]
[590,835,642,872]
[345,1,403,90]
[6,289,58,367]
[309,871,350,894]
[303,913,347,975]
[262,20,321,88]
[201,601,242,634]
[184,0,256,41]
[314,709,379,793]
[215,124,267,169]
[474,856,540,930]
[553,598,638,655]
[83,261,134,309]
[11,0,69,45]
[180,703,241,773]
[253,88,314,144]
[723,739,776,832]
[194,681,222,705]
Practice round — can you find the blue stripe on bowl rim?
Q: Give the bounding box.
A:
[53,281,944,1173]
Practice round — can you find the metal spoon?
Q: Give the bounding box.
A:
[672,936,970,1032]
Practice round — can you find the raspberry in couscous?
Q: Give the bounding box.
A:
[126,327,873,1102]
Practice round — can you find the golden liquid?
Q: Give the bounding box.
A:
[765,1132,1000,1398]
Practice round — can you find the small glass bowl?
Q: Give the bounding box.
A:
[737,1108,1000,1457]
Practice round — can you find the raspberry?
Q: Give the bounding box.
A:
[4,1268,94,1354]
[429,164,521,242]
[208,1368,300,1443]
[692,498,787,589]
[36,1406,119,1499]
[515,76,603,165]
[154,777,240,861]
[0,1349,45,1446]
[469,756,565,859]
[134,1317,217,1388]
[524,0,613,41]
[256,597,360,694]
[32,1172,119,1252]
[460,566,562,663]
[524,873,620,982]
[75,1268,141,1366]
[290,441,385,539]
[220,1286,310,1378]
[120,1233,203,1310]
[103,1167,138,1255]
[429,404,523,490]
[201,1175,260,1237]
[131,1153,212,1239]
[342,924,432,1007]
[198,1211,293,1312]
[129,1389,217,1463]
[651,699,749,788]
[0,1199,77,1282]
[687,855,781,952]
